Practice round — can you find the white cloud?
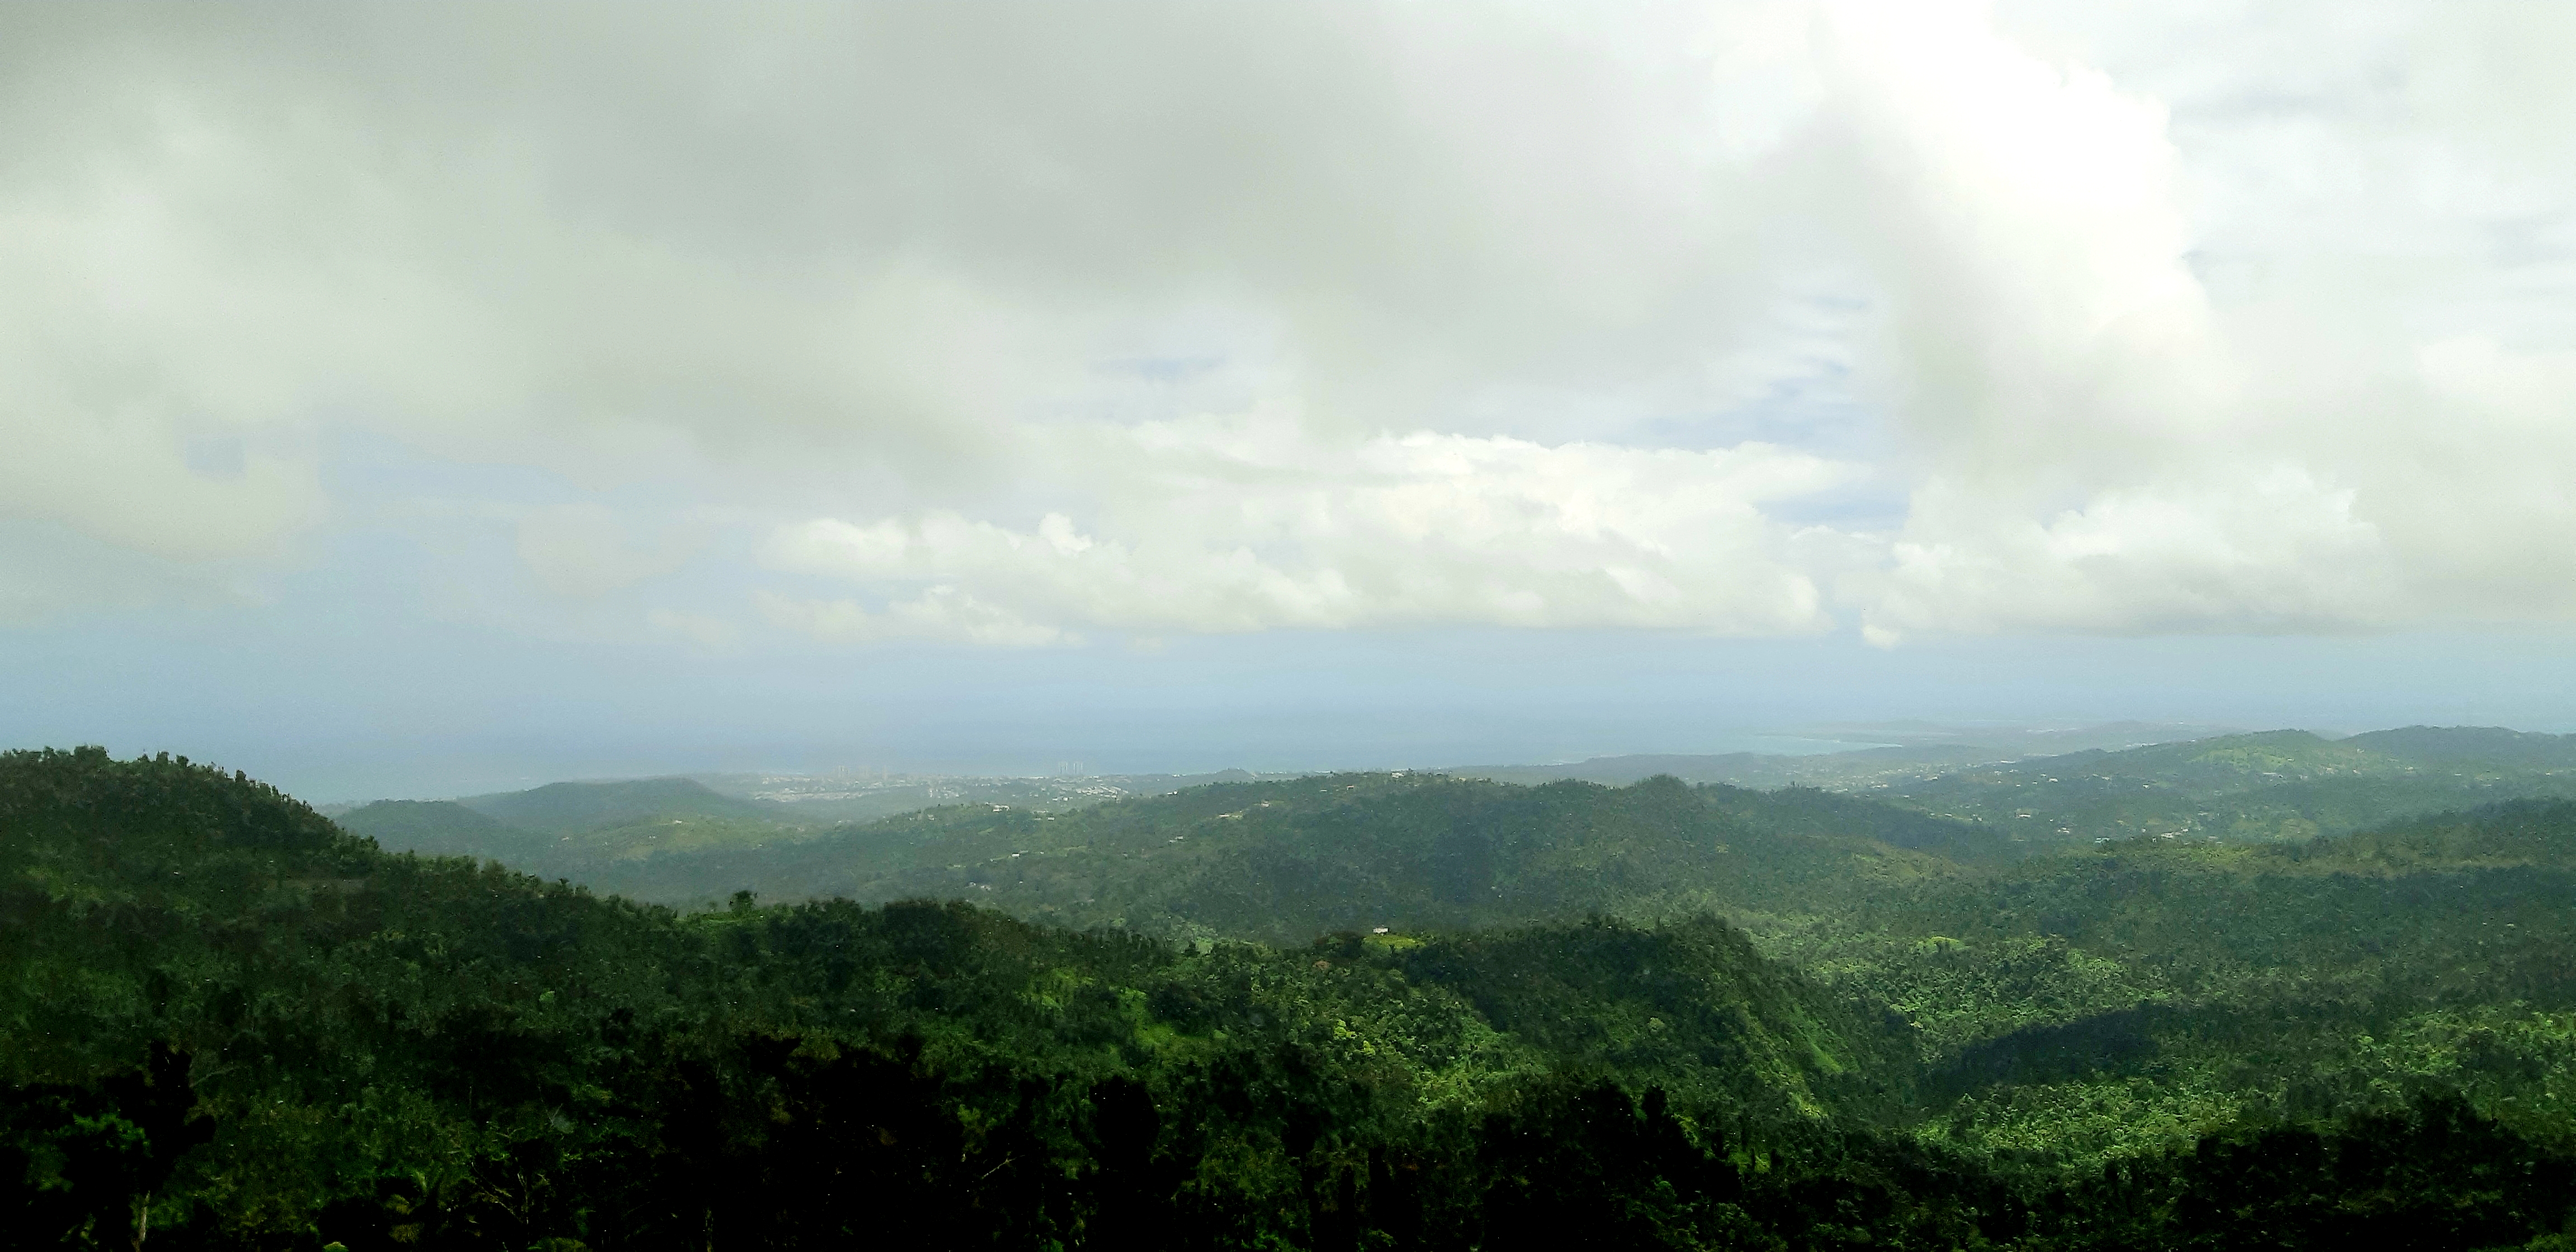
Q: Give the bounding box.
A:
[1818,0,2223,479]
[1857,467,2392,640]
[760,422,1854,641]
[1803,0,2576,639]
[2,2,2574,642]
[755,587,1073,649]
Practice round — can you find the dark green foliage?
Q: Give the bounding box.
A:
[1706,783,2020,865]
[15,746,2576,1248]
[2021,1096,2576,1250]
[1375,916,1909,1120]
[2,1042,214,1248]
[1467,1082,1756,1250]
[1,749,1930,1248]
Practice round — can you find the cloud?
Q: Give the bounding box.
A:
[0,519,254,624]
[1817,0,2222,479]
[645,607,743,652]
[1806,0,2576,638]
[755,587,1073,649]
[2,2,2573,642]
[514,504,700,599]
[759,421,1855,641]
[1855,466,2392,641]
[0,2,1803,483]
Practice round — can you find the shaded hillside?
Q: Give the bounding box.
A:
[576,773,2008,941]
[1702,784,2021,864]
[333,797,524,860]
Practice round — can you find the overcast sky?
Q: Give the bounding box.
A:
[6,1,2576,799]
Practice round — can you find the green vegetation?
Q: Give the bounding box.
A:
[455,777,779,833]
[338,772,1264,879]
[1873,727,2576,847]
[568,774,2001,936]
[14,742,2576,1248]
[1763,799,2576,1170]
[339,780,830,875]
[329,800,519,861]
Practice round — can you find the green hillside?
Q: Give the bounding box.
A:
[1760,799,2576,1167]
[1442,723,2236,790]
[1878,727,2576,846]
[15,747,2576,1248]
[341,777,827,871]
[561,756,2576,1176]
[333,798,525,860]
[574,773,2005,940]
[1442,745,1993,789]
[0,746,2034,1249]
[455,775,779,833]
[2345,724,2576,771]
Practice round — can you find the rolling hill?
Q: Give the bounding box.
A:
[454,775,779,832]
[335,776,826,871]
[1875,727,2576,846]
[330,797,522,860]
[18,747,2576,1246]
[571,772,2007,940]
[0,746,1944,1248]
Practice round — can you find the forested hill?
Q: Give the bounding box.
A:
[16,747,2576,1248]
[1876,725,2576,846]
[1752,796,2576,1170]
[0,747,1911,1246]
[571,772,2010,938]
[328,797,518,859]
[327,727,2576,889]
[339,777,822,870]
[454,775,776,832]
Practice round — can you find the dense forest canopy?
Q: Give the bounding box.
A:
[337,727,2576,899]
[12,743,2576,1248]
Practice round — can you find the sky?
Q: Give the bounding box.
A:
[6,1,2576,800]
